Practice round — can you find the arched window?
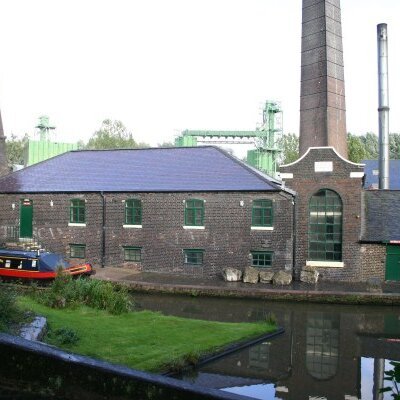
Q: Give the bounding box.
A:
[308,189,342,261]
[306,312,339,380]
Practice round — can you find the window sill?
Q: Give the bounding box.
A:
[68,223,86,227]
[183,226,205,230]
[306,260,344,268]
[123,224,142,229]
[251,226,274,231]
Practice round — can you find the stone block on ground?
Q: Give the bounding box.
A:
[300,265,319,284]
[243,267,259,284]
[272,270,292,285]
[259,270,274,283]
[222,268,243,282]
[19,316,47,341]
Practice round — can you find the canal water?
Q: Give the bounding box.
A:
[134,293,400,400]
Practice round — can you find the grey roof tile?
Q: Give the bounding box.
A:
[362,190,400,242]
[0,146,282,193]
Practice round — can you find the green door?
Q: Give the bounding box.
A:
[386,245,400,281]
[20,199,33,239]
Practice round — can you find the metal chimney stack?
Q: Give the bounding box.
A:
[377,23,390,190]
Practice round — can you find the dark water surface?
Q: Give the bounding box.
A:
[134,293,400,400]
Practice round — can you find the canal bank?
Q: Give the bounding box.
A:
[94,268,400,306]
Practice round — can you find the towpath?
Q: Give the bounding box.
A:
[94,268,400,305]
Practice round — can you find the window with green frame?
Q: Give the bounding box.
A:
[184,199,204,226]
[184,249,204,265]
[123,246,142,262]
[70,199,85,223]
[308,189,342,261]
[251,251,273,267]
[125,199,142,225]
[70,244,86,258]
[252,199,273,227]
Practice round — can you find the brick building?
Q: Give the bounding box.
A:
[360,190,400,281]
[280,147,365,281]
[0,146,295,277]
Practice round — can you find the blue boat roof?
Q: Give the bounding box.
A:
[0,146,283,193]
[0,249,40,258]
[363,159,400,190]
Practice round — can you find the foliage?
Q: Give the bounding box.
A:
[380,361,400,399]
[33,273,132,315]
[347,133,368,163]
[157,140,175,148]
[5,133,29,167]
[0,285,24,332]
[18,297,275,372]
[278,133,299,165]
[389,133,400,159]
[86,119,148,150]
[359,132,379,160]
[46,326,80,346]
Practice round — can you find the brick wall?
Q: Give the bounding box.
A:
[360,244,386,281]
[0,191,294,278]
[280,147,364,282]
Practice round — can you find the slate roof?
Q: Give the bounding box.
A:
[362,190,400,242]
[0,146,285,193]
[363,159,400,190]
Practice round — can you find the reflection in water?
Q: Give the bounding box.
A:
[134,293,400,400]
[306,313,339,380]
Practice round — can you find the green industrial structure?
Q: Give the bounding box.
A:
[175,101,283,177]
[24,116,79,166]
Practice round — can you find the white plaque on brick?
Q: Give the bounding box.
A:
[280,173,293,179]
[314,161,333,172]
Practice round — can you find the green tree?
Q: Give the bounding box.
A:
[157,140,175,148]
[389,133,400,159]
[347,133,367,163]
[5,133,29,167]
[87,120,148,150]
[278,133,299,165]
[360,132,379,159]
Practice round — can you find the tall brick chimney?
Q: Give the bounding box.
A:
[299,0,348,158]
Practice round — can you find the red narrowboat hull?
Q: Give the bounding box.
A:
[0,263,94,280]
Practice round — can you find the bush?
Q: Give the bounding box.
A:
[0,285,24,332]
[46,326,80,346]
[34,274,132,314]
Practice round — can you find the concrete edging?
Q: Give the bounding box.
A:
[121,280,400,306]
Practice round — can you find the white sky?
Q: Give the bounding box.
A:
[0,0,399,147]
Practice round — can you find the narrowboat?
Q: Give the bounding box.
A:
[0,249,94,280]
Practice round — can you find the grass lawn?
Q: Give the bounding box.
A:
[18,297,274,372]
